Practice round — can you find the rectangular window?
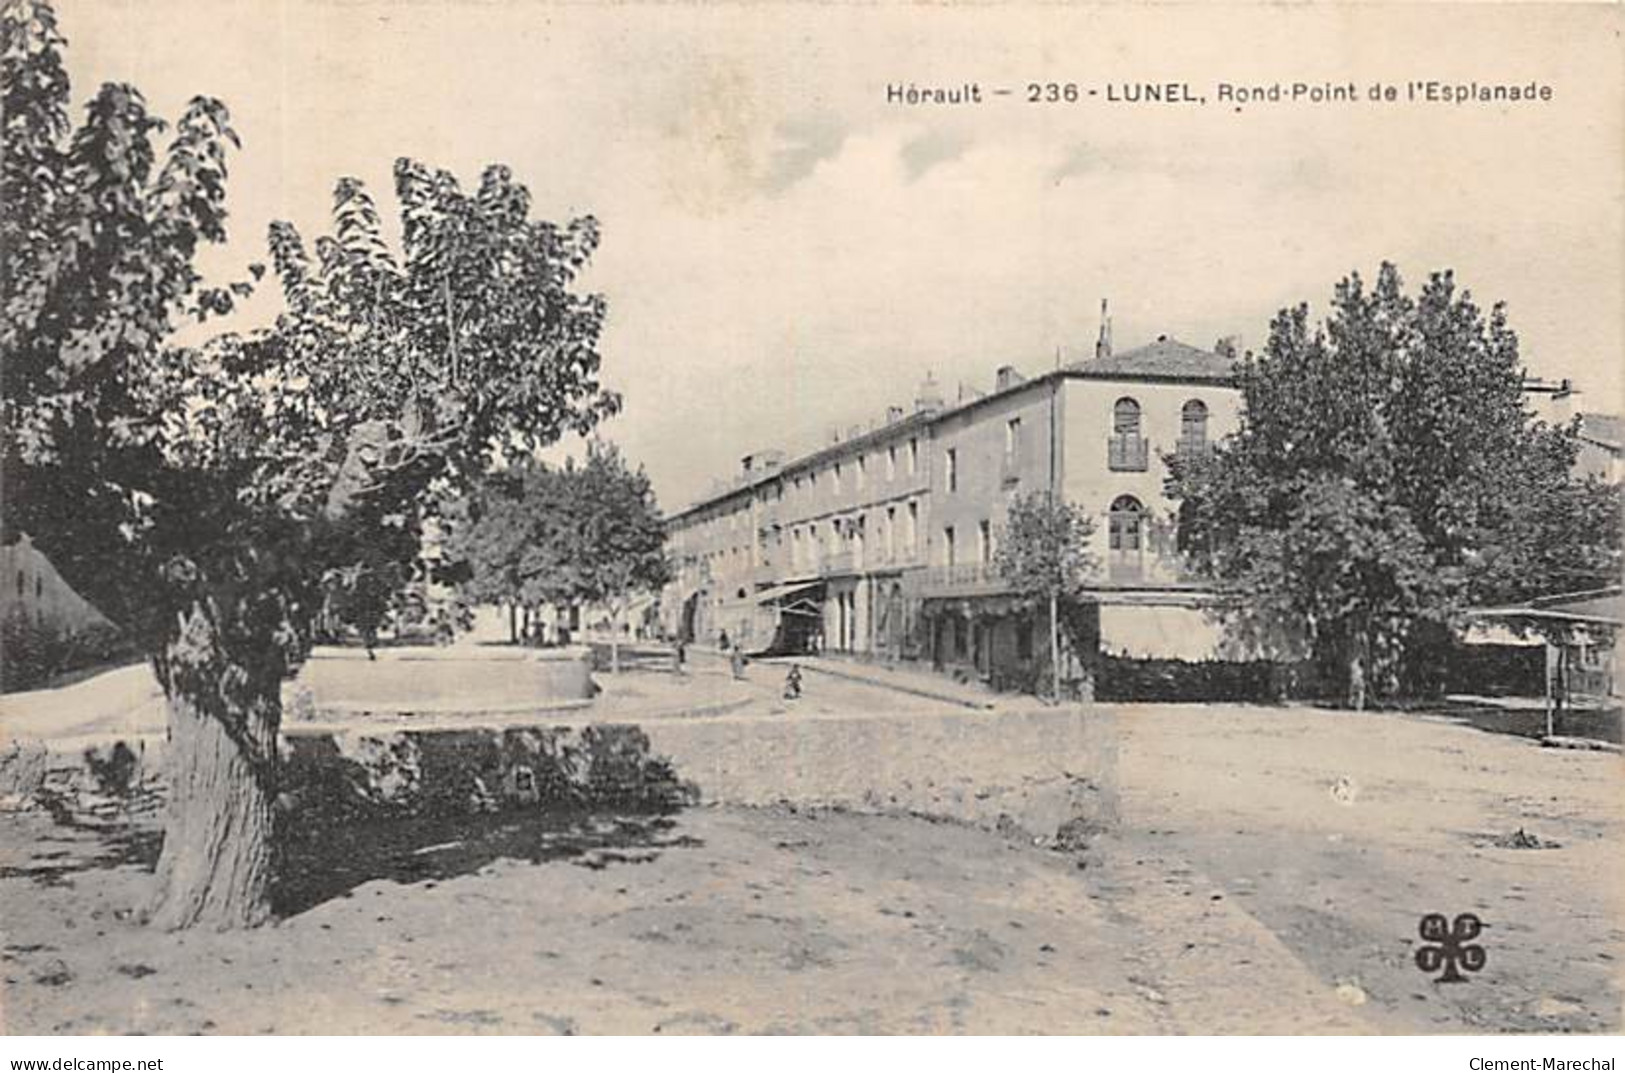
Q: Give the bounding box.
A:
[978,519,992,564]
[943,525,957,567]
[908,501,919,554]
[832,463,842,494]
[909,438,919,475]
[1005,417,1022,460]
[945,448,958,493]
[856,454,866,490]
[886,505,897,559]
[886,445,897,480]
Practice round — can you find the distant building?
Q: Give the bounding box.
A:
[0,534,113,635]
[659,328,1242,691]
[1576,412,1622,482]
[659,334,1615,695]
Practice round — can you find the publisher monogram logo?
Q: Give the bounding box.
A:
[1415,912,1486,983]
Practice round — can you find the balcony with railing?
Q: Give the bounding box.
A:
[1108,434,1149,471]
[1173,436,1210,461]
[921,561,1010,596]
[865,544,924,571]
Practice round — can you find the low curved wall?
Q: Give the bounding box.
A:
[294,645,595,715]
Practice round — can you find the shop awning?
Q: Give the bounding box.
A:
[754,581,822,605]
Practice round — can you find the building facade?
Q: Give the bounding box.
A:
[659,331,1244,690]
[0,534,113,636]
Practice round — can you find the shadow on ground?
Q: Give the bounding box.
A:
[1417,700,1622,744]
[0,810,161,887]
[272,805,702,917]
[4,800,702,922]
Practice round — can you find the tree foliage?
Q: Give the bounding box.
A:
[1,0,620,927]
[445,442,669,624]
[1168,263,1621,706]
[994,491,1098,600]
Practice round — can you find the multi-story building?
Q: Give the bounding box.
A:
[660,325,1244,691]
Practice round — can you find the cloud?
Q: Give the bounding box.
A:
[762,115,848,194]
[899,129,970,182]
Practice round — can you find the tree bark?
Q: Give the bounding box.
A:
[610,592,625,674]
[148,606,283,931]
[149,683,279,930]
[508,602,518,645]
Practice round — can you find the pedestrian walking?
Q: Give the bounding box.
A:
[783,663,803,700]
[730,647,747,681]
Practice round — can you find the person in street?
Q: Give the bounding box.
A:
[730,646,747,681]
[674,638,687,676]
[718,629,731,651]
[783,663,803,700]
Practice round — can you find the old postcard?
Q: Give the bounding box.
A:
[1,0,1621,1047]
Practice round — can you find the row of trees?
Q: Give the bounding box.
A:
[442,442,669,670]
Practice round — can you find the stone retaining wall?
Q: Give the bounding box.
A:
[3,706,1118,847]
[641,706,1118,842]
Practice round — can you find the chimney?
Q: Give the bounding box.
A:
[1214,335,1241,360]
[994,365,1025,392]
[1096,298,1113,360]
[885,405,904,424]
[914,371,944,415]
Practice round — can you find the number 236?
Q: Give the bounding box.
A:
[1027,83,1081,103]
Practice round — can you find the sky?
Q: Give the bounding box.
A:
[58,1,1625,511]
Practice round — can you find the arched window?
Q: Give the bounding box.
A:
[1113,397,1142,436]
[1110,398,1147,471]
[1109,495,1145,552]
[1181,399,1208,445]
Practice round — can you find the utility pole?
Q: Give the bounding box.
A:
[1048,355,1062,702]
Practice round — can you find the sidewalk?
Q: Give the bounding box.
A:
[754,652,1002,710]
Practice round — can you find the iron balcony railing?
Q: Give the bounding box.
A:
[1108,434,1149,471]
[1174,436,1210,460]
[922,561,1008,595]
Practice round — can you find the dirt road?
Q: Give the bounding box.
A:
[1115,704,1625,1032]
[3,695,1618,1034]
[2,803,1367,1034]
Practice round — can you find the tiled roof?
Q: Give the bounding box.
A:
[1065,336,1236,382]
[1580,412,1623,449]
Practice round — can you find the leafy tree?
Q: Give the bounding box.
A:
[1168,263,1620,708]
[556,442,669,672]
[1,0,617,928]
[442,458,571,642]
[444,443,668,670]
[994,491,1098,699]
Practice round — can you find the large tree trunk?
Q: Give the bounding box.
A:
[148,609,283,931]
